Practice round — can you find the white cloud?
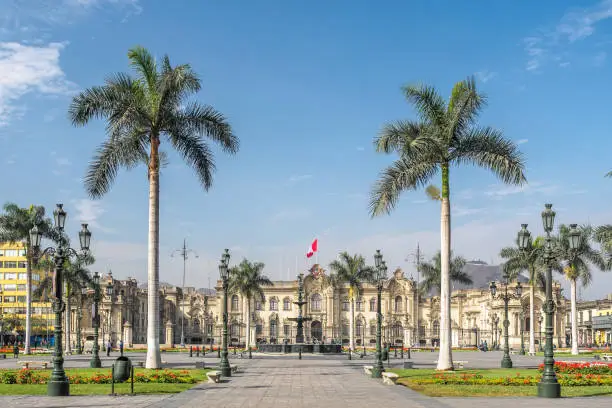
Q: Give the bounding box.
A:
[452,205,486,217]
[71,198,112,232]
[475,70,497,83]
[484,181,558,199]
[516,138,529,145]
[288,174,312,183]
[55,157,72,166]
[0,42,74,126]
[523,1,612,72]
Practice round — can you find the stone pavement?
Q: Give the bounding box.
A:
[0,352,610,407]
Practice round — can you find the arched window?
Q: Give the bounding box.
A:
[192,319,200,333]
[342,298,350,311]
[392,322,403,338]
[394,296,402,313]
[356,320,363,336]
[231,295,239,311]
[270,319,278,338]
[370,324,376,336]
[269,298,278,311]
[310,293,322,311]
[369,298,376,312]
[433,320,440,337]
[356,297,363,312]
[283,297,291,311]
[230,322,240,337]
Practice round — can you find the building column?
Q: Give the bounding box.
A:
[165,321,174,347]
[123,322,133,347]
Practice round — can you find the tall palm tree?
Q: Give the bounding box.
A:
[556,224,606,355]
[69,46,238,368]
[228,259,273,350]
[369,77,526,369]
[595,225,612,266]
[328,252,375,351]
[35,254,94,354]
[0,203,61,354]
[500,236,546,355]
[418,251,472,296]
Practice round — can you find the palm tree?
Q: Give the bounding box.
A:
[228,259,273,350]
[369,77,526,369]
[500,236,546,355]
[328,252,375,351]
[69,46,238,368]
[0,203,61,354]
[418,251,472,295]
[35,254,94,354]
[556,224,606,355]
[595,225,612,266]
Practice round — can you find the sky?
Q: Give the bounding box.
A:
[1,0,612,300]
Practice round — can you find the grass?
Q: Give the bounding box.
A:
[389,368,612,398]
[0,368,209,396]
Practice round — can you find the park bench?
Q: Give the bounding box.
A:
[363,365,373,375]
[403,361,414,369]
[528,352,536,356]
[509,350,517,355]
[231,364,238,373]
[195,361,206,369]
[601,354,612,361]
[135,361,144,368]
[18,361,48,369]
[381,372,399,385]
[454,361,467,369]
[206,371,221,383]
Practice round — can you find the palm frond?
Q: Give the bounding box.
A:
[369,157,438,217]
[453,126,526,185]
[178,103,238,154]
[447,76,486,139]
[128,46,159,92]
[402,83,447,127]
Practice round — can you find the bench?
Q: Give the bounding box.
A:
[601,354,612,361]
[510,350,517,355]
[528,352,536,356]
[403,361,414,369]
[195,361,206,369]
[363,365,373,375]
[18,361,48,369]
[454,361,467,369]
[230,364,238,373]
[206,371,221,383]
[382,372,399,385]
[135,361,144,368]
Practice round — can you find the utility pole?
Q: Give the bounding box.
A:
[406,243,424,346]
[171,239,199,348]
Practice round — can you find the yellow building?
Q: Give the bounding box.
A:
[0,242,53,344]
[593,308,612,345]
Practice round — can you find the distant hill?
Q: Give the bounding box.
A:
[452,261,528,291]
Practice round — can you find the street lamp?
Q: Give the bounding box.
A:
[538,314,543,352]
[218,249,231,377]
[371,250,387,379]
[490,277,522,368]
[519,204,561,398]
[492,314,499,349]
[30,204,92,397]
[90,272,102,368]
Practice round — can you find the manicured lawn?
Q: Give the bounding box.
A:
[389,368,612,397]
[0,368,209,396]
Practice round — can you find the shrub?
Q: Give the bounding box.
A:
[538,361,612,375]
[0,369,199,385]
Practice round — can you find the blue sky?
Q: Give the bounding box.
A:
[1,0,612,299]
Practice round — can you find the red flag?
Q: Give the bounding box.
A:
[306,238,318,258]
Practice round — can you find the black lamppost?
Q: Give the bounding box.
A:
[538,314,543,352]
[519,309,526,355]
[519,204,575,398]
[371,250,387,379]
[90,272,102,368]
[30,204,92,397]
[218,249,231,377]
[490,277,522,368]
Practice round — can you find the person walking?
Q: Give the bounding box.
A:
[119,340,124,355]
[106,340,111,357]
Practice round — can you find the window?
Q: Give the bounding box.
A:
[3,284,16,291]
[394,296,402,313]
[17,262,26,269]
[269,298,278,311]
[4,250,18,257]
[4,262,17,269]
[369,298,376,312]
[283,297,291,311]
[230,323,239,337]
[392,322,403,338]
[207,324,213,334]
[255,301,262,311]
[231,295,239,311]
[17,284,25,291]
[17,296,25,303]
[0,262,3,268]
[356,320,363,336]
[18,273,27,280]
[310,294,322,312]
[342,298,349,311]
[4,296,16,303]
[370,325,376,336]
[18,249,25,256]
[433,321,440,337]
[356,298,363,312]
[342,324,349,336]
[283,324,290,337]
[33,274,40,282]
[0,250,3,256]
[256,324,262,335]
[270,320,278,337]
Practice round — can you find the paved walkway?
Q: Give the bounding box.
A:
[0,353,610,407]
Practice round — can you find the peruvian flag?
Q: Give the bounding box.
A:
[306,238,318,258]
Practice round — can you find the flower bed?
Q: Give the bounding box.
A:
[407,372,612,387]
[0,369,198,385]
[538,361,612,375]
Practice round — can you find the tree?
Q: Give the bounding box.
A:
[500,236,546,355]
[0,203,61,354]
[328,252,375,351]
[555,224,606,355]
[418,251,471,295]
[369,77,526,369]
[228,259,273,350]
[594,225,612,268]
[69,46,238,368]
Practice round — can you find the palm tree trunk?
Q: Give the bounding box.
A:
[24,246,32,355]
[246,297,251,350]
[571,278,578,355]
[529,281,535,354]
[437,163,453,370]
[146,136,162,369]
[350,296,355,351]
